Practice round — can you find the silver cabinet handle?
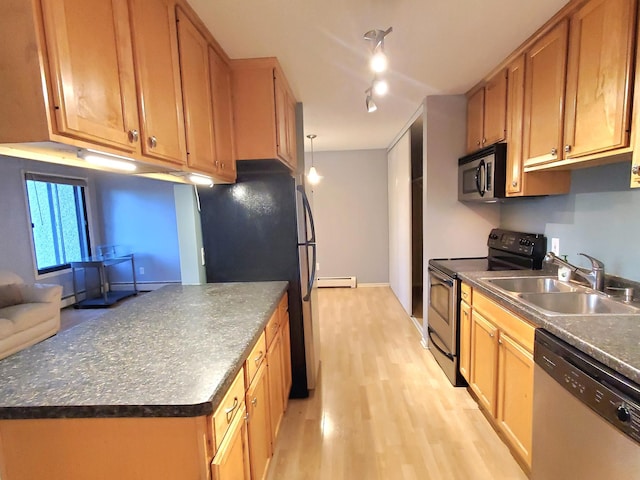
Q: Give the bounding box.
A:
[128,129,139,143]
[476,140,481,146]
[632,165,640,175]
[489,332,495,338]
[251,397,258,406]
[564,145,571,153]
[224,397,239,423]
[551,148,557,156]
[512,181,518,187]
[482,138,486,144]
[149,136,157,148]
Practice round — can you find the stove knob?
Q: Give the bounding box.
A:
[617,404,631,423]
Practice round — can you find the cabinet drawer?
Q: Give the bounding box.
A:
[245,331,266,386]
[212,366,245,451]
[265,310,280,349]
[461,283,472,304]
[473,291,535,352]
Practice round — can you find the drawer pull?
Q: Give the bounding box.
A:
[224,397,239,423]
[251,397,258,407]
[254,351,264,366]
[462,292,468,299]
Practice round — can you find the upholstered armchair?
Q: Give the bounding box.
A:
[0,271,63,360]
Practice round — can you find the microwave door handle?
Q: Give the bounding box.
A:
[474,159,486,197]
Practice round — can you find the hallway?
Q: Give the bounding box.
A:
[267,287,527,479]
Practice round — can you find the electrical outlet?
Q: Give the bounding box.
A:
[316,262,320,271]
[139,266,145,275]
[551,238,560,256]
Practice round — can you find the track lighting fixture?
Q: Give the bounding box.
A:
[306,134,322,185]
[365,87,377,113]
[363,27,392,112]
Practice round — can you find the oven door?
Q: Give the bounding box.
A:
[427,267,458,361]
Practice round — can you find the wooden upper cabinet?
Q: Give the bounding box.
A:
[523,20,568,168]
[209,46,237,182]
[483,70,508,146]
[128,0,187,166]
[176,7,216,175]
[40,0,140,152]
[506,54,570,197]
[564,0,635,159]
[466,88,485,153]
[466,70,506,154]
[231,58,298,170]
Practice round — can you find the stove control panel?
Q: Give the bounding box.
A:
[487,228,547,258]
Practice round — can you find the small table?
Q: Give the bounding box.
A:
[71,254,138,308]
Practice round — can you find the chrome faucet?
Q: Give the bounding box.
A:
[544,252,605,291]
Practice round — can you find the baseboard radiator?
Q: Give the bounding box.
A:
[317,276,357,288]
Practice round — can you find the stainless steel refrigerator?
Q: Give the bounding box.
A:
[197,155,319,398]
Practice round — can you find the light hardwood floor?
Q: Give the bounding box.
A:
[267,287,528,480]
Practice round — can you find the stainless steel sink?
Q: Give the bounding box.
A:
[487,276,578,294]
[518,292,640,315]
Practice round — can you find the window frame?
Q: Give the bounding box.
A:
[23,171,95,278]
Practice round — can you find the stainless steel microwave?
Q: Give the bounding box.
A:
[458,143,507,202]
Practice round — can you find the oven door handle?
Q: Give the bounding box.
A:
[427,326,455,361]
[429,268,454,287]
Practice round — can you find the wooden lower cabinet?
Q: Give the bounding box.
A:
[469,310,499,416]
[459,299,472,381]
[497,332,534,468]
[267,329,285,444]
[465,290,535,470]
[211,403,250,480]
[246,363,271,480]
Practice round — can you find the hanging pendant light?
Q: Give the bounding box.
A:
[307,134,322,185]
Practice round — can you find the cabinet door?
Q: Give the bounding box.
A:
[523,20,568,167]
[246,363,271,480]
[564,0,635,158]
[466,88,485,153]
[483,70,507,146]
[267,330,284,445]
[128,0,186,165]
[470,311,498,416]
[285,94,298,169]
[211,403,250,480]
[497,333,534,468]
[459,301,472,381]
[274,72,290,164]
[209,46,237,181]
[176,8,216,174]
[40,0,139,152]
[506,55,526,196]
[281,318,292,407]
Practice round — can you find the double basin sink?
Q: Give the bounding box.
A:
[482,276,640,316]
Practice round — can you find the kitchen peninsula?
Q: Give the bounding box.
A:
[0,281,288,479]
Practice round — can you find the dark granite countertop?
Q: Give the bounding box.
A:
[0,281,288,419]
[459,270,640,384]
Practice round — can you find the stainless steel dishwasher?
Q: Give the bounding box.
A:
[532,329,640,479]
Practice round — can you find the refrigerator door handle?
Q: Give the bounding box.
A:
[303,243,317,301]
[296,185,316,244]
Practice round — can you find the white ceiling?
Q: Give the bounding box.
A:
[188,0,569,152]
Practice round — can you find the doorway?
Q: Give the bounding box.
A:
[410,117,423,320]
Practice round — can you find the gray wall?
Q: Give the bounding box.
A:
[0,155,182,298]
[502,160,640,281]
[306,149,389,284]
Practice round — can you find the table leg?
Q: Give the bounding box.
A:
[130,255,138,293]
[99,265,108,303]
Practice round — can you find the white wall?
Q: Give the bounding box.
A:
[388,131,413,314]
[305,149,389,284]
[423,96,501,260]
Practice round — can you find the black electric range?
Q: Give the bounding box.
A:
[426,229,547,386]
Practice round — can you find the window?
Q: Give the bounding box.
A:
[25,173,91,274]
